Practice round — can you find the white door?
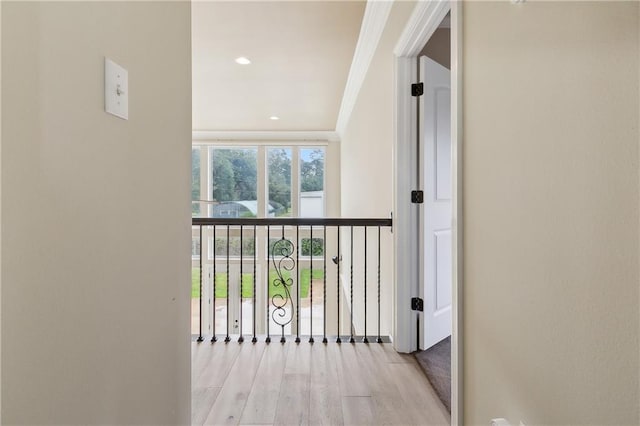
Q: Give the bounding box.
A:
[420,56,452,350]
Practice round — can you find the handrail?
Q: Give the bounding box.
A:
[192,217,392,227]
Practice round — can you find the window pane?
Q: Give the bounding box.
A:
[267,148,292,217]
[210,148,258,218]
[301,237,324,256]
[192,236,201,259]
[300,148,325,217]
[267,237,295,257]
[210,235,255,258]
[192,147,201,216]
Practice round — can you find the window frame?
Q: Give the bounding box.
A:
[193,141,328,220]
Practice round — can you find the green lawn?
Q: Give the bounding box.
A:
[191,268,323,299]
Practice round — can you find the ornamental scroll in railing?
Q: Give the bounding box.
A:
[269,236,295,343]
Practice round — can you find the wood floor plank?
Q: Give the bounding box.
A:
[204,343,266,426]
[192,341,217,383]
[309,343,344,426]
[195,342,242,389]
[273,373,310,426]
[272,343,312,425]
[341,396,377,426]
[283,341,312,375]
[380,342,414,364]
[192,387,221,426]
[386,361,450,425]
[239,343,290,425]
[333,343,370,397]
[356,344,415,426]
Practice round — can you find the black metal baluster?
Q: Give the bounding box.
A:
[266,226,271,344]
[322,226,327,344]
[363,227,369,344]
[349,226,354,343]
[212,226,217,342]
[281,225,286,343]
[252,225,257,343]
[309,226,314,343]
[377,226,382,343]
[197,225,204,342]
[295,226,300,343]
[225,226,231,343]
[238,225,244,343]
[336,226,341,344]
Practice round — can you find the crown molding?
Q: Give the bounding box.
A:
[394,0,449,58]
[334,0,394,137]
[192,130,339,142]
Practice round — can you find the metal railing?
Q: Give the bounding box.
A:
[192,217,393,344]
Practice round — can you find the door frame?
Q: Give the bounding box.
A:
[392,1,463,424]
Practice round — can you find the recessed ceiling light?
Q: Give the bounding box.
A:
[235,56,251,65]
[269,116,280,121]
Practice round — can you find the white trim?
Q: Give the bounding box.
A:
[394,0,450,58]
[192,131,339,142]
[335,0,394,137]
[450,3,463,425]
[393,0,451,353]
[393,1,463,425]
[392,56,417,355]
[193,140,330,148]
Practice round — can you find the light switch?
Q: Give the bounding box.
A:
[105,58,128,120]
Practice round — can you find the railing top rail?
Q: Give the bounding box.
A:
[192,217,392,227]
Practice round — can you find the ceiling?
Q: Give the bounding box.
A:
[192,1,366,132]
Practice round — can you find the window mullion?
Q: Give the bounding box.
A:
[200,146,209,216]
[257,146,267,218]
[291,147,300,217]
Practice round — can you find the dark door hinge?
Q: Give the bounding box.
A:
[411,297,424,312]
[411,190,424,204]
[411,82,424,97]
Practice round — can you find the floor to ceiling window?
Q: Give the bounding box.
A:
[191,143,330,336]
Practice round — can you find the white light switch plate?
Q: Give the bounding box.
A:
[105,58,128,120]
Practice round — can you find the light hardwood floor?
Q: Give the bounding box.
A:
[192,340,450,426]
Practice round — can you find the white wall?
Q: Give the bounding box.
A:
[462,2,639,424]
[340,0,416,337]
[1,2,191,424]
